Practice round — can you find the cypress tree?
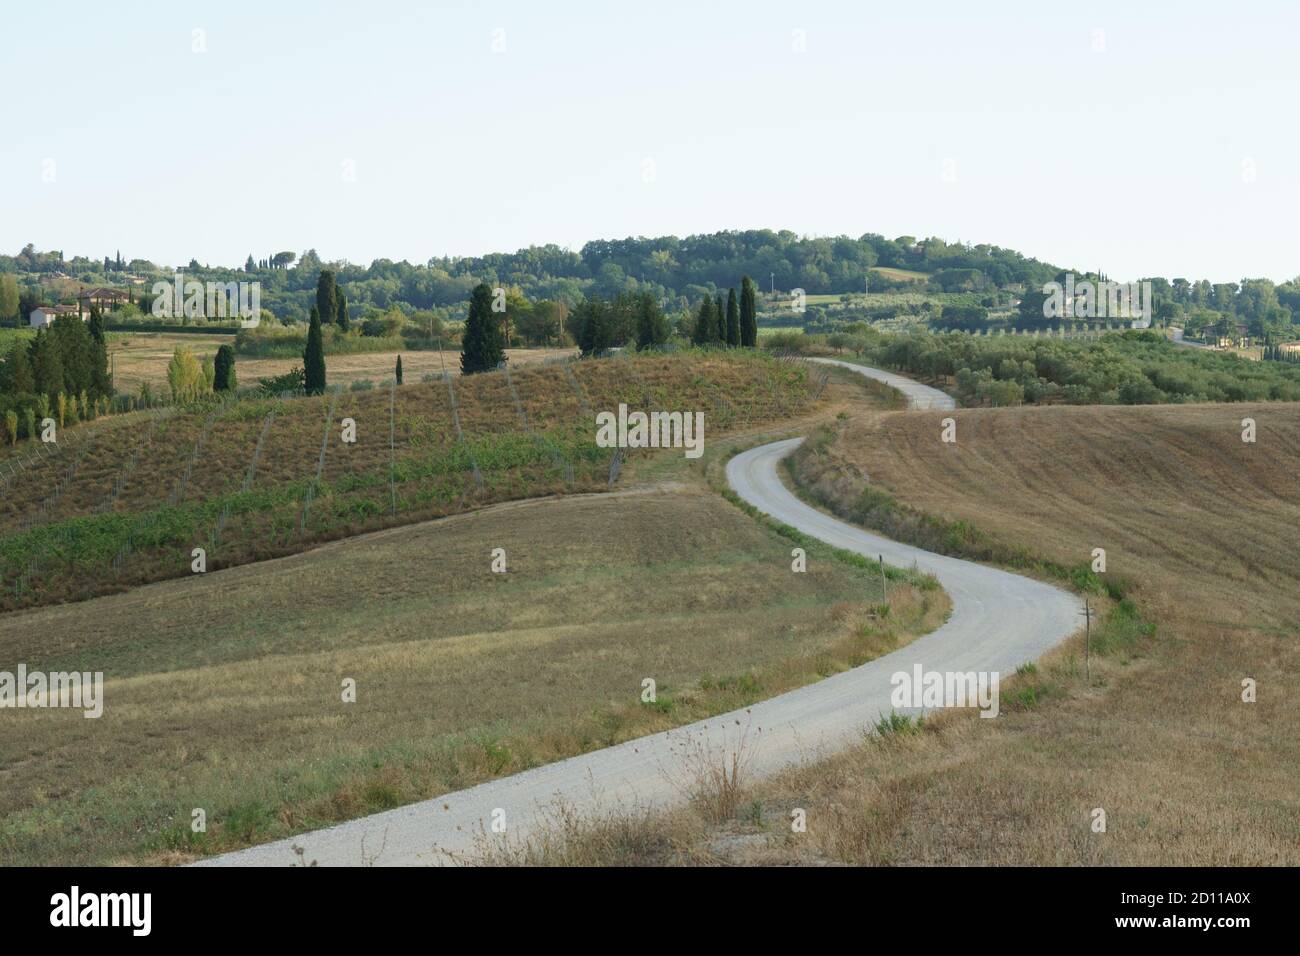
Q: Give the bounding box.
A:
[304,305,326,394]
[726,288,740,346]
[715,295,726,341]
[461,283,504,374]
[2,342,35,394]
[634,292,667,350]
[740,275,758,347]
[335,286,350,332]
[395,354,403,385]
[692,296,715,346]
[51,314,95,398]
[316,270,338,327]
[573,296,610,356]
[88,310,112,398]
[30,329,64,402]
[88,308,105,345]
[214,344,237,391]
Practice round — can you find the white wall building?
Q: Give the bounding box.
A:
[29,304,84,328]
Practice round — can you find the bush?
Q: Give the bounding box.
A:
[257,367,305,395]
[761,331,817,354]
[874,712,923,737]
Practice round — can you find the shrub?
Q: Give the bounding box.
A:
[257,366,305,396]
[874,712,923,737]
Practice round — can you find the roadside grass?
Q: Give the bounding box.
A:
[874,712,923,737]
[461,799,711,867]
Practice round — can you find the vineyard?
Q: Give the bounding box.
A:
[0,351,817,610]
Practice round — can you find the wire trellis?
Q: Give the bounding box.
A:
[299,386,342,534]
[506,362,573,486]
[208,404,278,557]
[444,373,484,493]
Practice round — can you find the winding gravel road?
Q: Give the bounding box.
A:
[807,356,958,410]
[199,361,1080,867]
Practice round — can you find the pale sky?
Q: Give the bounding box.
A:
[2,0,1297,283]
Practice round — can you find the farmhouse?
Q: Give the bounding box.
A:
[1211,319,1251,349]
[78,287,128,313]
[29,304,83,328]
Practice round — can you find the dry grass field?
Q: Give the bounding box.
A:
[488,402,1300,865]
[0,480,944,865]
[107,332,575,394]
[869,266,930,283]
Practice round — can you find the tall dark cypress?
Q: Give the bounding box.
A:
[715,295,726,341]
[214,344,237,391]
[334,286,350,332]
[316,270,338,327]
[726,288,740,346]
[88,309,112,397]
[692,296,715,346]
[304,305,326,394]
[395,354,403,385]
[2,341,35,394]
[740,275,758,347]
[461,283,505,374]
[51,314,94,399]
[30,329,64,402]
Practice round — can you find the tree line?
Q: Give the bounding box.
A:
[8,236,1298,349]
[0,231,1065,325]
[0,311,113,443]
